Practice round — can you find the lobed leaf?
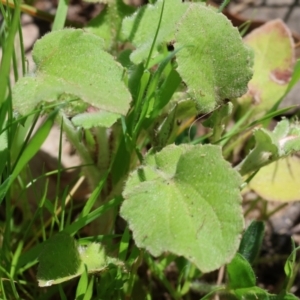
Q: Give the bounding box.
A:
[175,4,253,113]
[13,29,131,116]
[120,144,244,273]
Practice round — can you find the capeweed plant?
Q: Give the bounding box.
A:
[3,0,300,298]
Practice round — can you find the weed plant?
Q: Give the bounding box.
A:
[1,0,300,299]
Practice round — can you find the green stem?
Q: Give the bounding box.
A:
[52,0,69,31]
[61,113,101,188]
[211,114,224,144]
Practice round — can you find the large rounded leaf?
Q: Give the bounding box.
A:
[175,5,253,113]
[13,29,131,116]
[239,19,295,113]
[249,157,300,202]
[120,144,244,273]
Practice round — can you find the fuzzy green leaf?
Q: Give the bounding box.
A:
[233,287,269,300]
[227,253,256,289]
[236,119,300,176]
[120,144,244,273]
[121,0,189,64]
[37,233,122,287]
[86,0,135,50]
[122,1,252,112]
[72,111,120,129]
[238,221,264,264]
[13,29,131,116]
[175,4,253,113]
[37,233,81,287]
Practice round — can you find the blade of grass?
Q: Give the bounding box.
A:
[1,0,81,27]
[9,240,23,278]
[118,226,130,261]
[0,110,56,205]
[217,105,296,146]
[0,0,20,106]
[76,265,88,299]
[23,175,85,251]
[83,275,94,300]
[63,196,122,236]
[79,172,109,218]
[52,0,70,31]
[10,110,58,184]
[145,0,165,70]
[144,253,181,300]
[218,0,231,13]
[17,197,122,270]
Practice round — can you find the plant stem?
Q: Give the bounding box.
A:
[1,0,81,27]
[52,0,70,31]
[61,113,101,188]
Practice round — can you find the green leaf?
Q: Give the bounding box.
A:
[269,293,300,300]
[76,266,89,299]
[0,130,8,178]
[86,0,135,50]
[13,29,131,116]
[239,20,295,113]
[236,119,300,176]
[154,69,182,115]
[234,287,270,300]
[0,0,20,105]
[37,233,122,287]
[72,111,120,129]
[121,0,189,64]
[283,242,299,293]
[227,253,256,289]
[273,293,300,300]
[249,157,300,202]
[238,221,264,264]
[120,144,244,273]
[37,233,81,286]
[0,177,10,205]
[175,4,253,113]
[83,276,94,300]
